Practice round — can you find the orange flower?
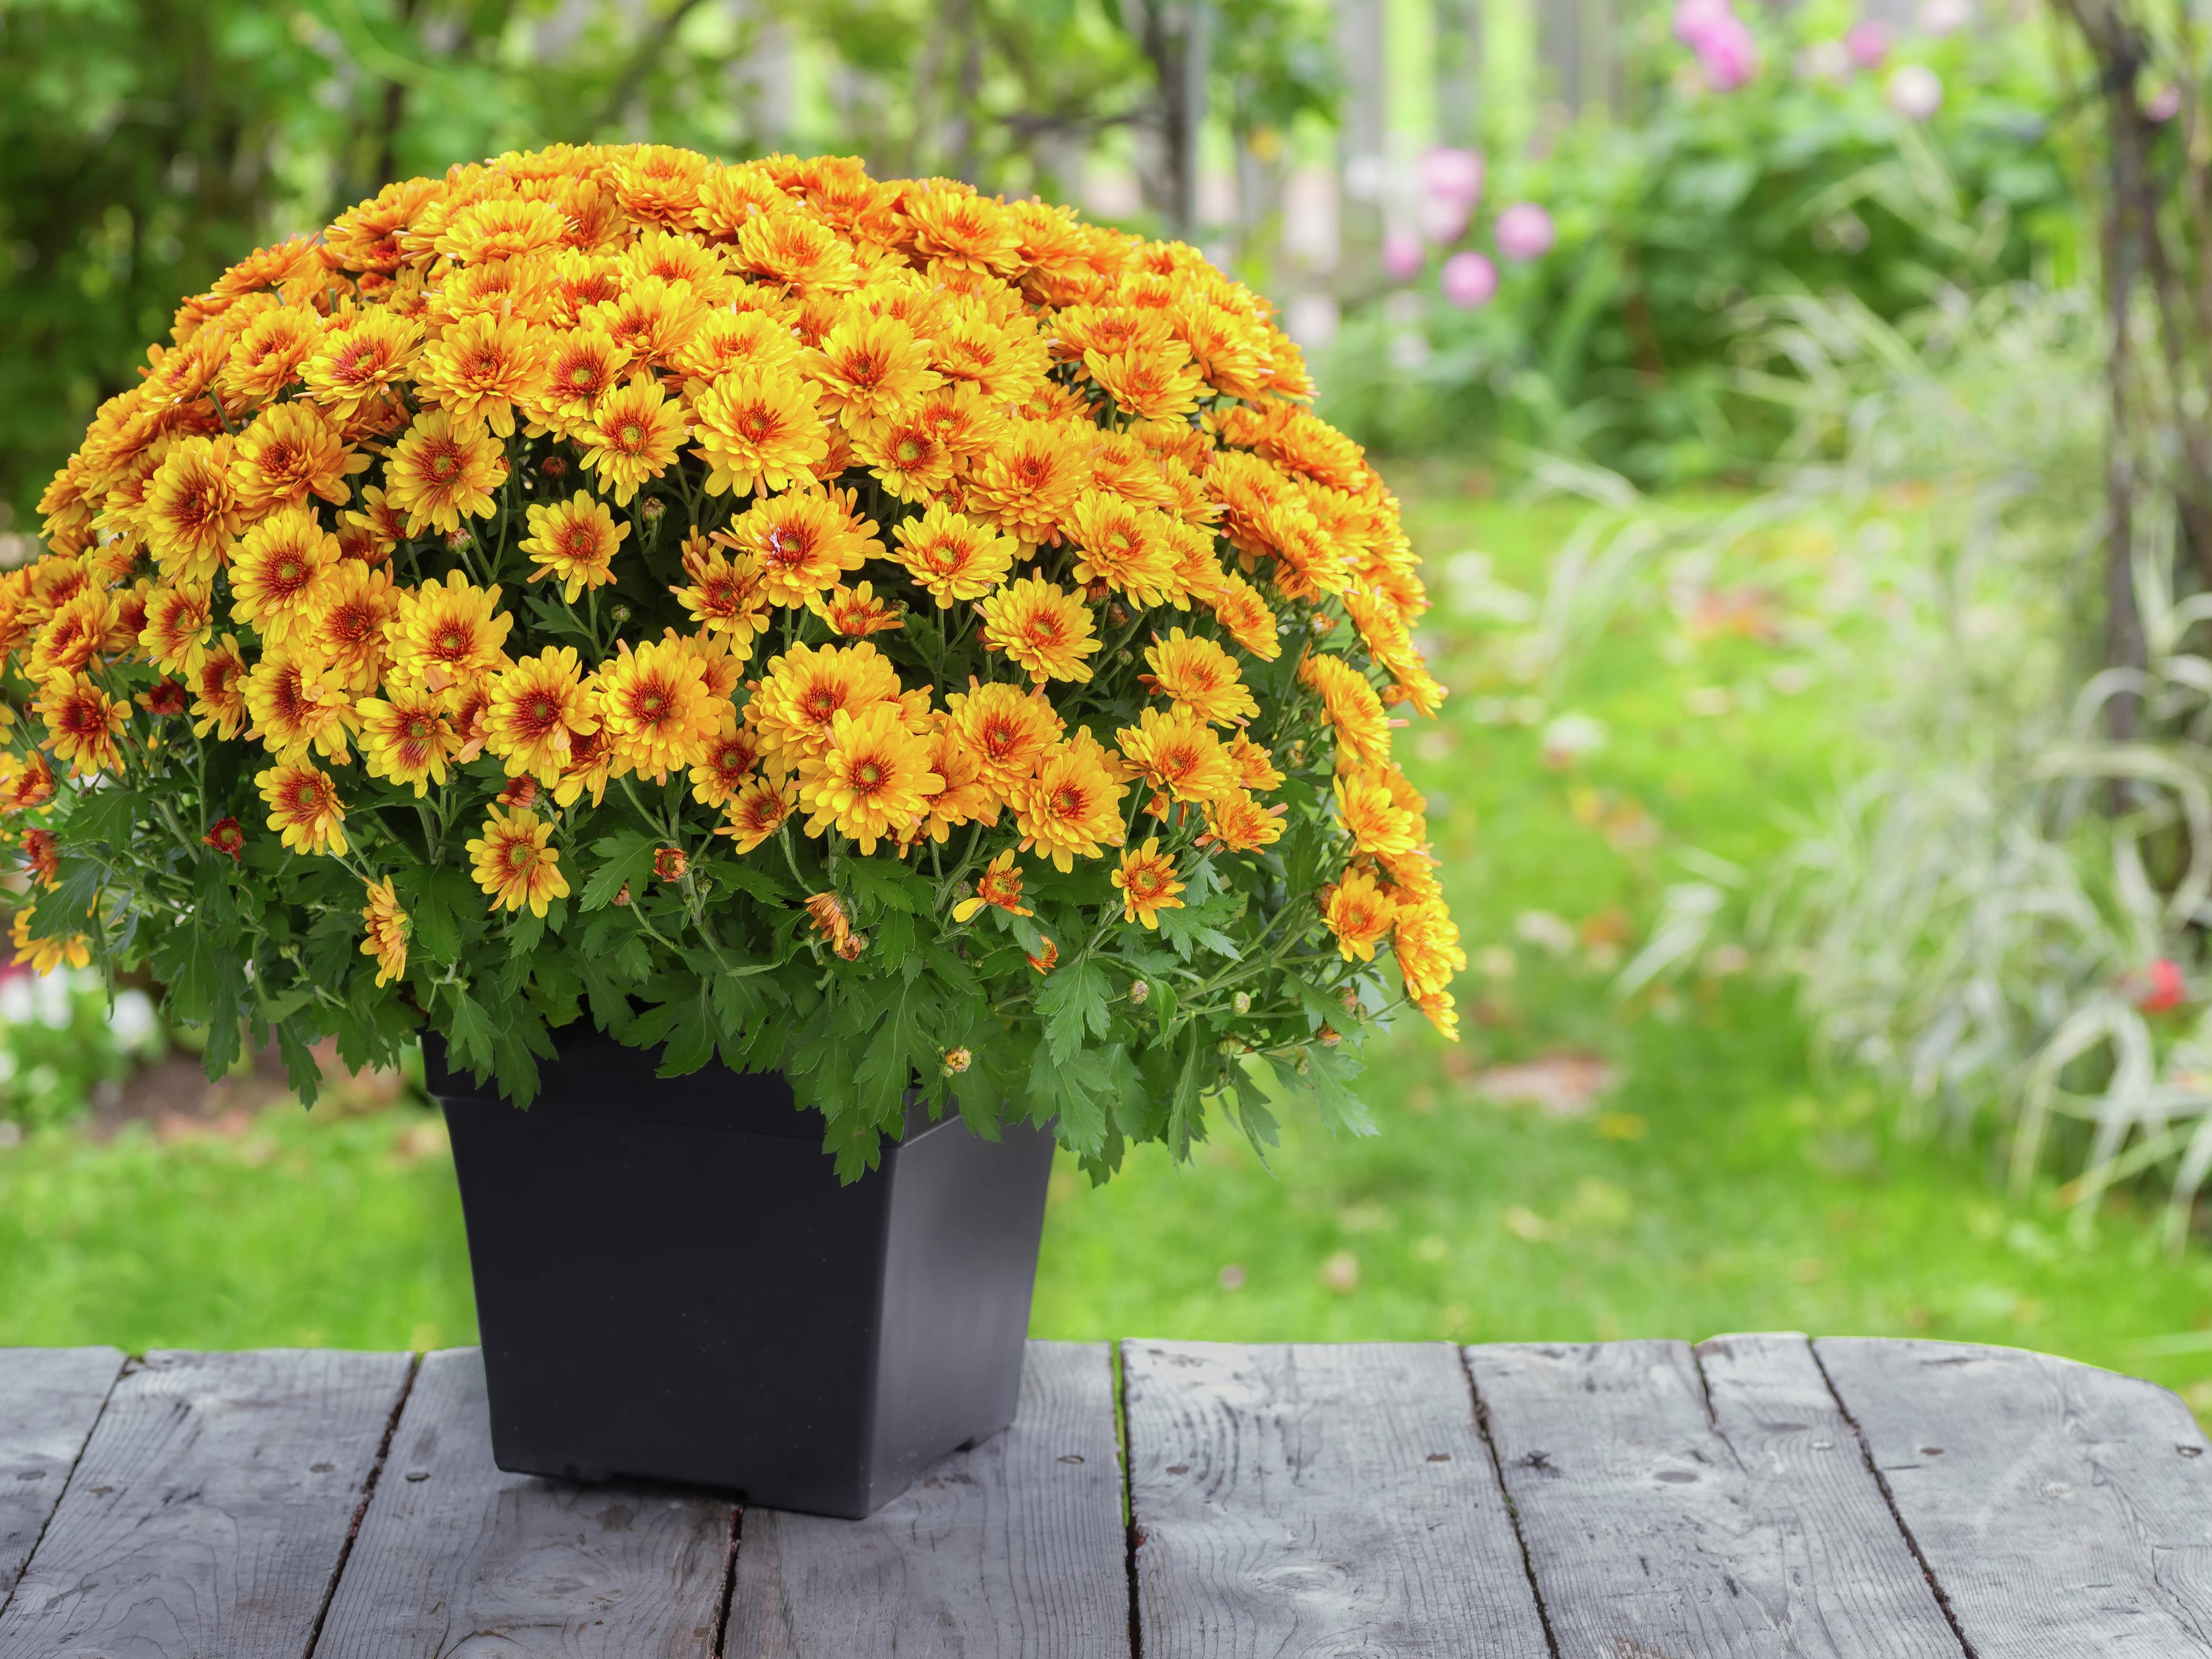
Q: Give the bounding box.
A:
[302,310,423,417]
[356,683,458,795]
[27,589,115,682]
[809,581,904,638]
[803,889,854,949]
[1026,936,1059,974]
[0,751,56,814]
[1299,651,1392,769]
[952,849,1032,922]
[1394,900,1467,1001]
[12,908,90,975]
[1084,342,1205,420]
[737,209,862,296]
[965,417,1084,543]
[256,761,348,856]
[202,815,245,860]
[1142,628,1258,727]
[947,681,1063,792]
[690,367,828,497]
[854,411,956,501]
[36,673,126,777]
[311,562,400,694]
[1068,490,1177,607]
[1012,730,1126,872]
[716,484,879,609]
[1209,571,1282,661]
[1112,837,1186,928]
[806,312,943,436]
[190,634,251,740]
[484,647,598,786]
[1333,767,1421,859]
[436,196,569,264]
[1197,788,1286,853]
[673,545,771,660]
[719,772,797,851]
[387,569,514,690]
[244,651,359,764]
[467,805,569,917]
[1117,706,1235,805]
[890,504,1017,607]
[142,436,243,582]
[797,702,944,853]
[229,506,340,644]
[596,635,721,782]
[577,374,686,505]
[230,401,363,514]
[384,409,508,534]
[521,490,629,601]
[140,582,216,676]
[417,313,547,438]
[1228,733,1284,793]
[979,575,1099,685]
[529,326,630,437]
[361,877,410,986]
[1323,868,1397,963]
[689,720,762,808]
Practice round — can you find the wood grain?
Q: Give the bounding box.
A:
[316,1347,733,1659]
[1124,1340,1547,1658]
[1818,1336,2212,1656]
[727,1340,1126,1659]
[1468,1337,1962,1658]
[0,1348,411,1659]
[0,1348,124,1605]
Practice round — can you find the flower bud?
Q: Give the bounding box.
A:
[1116,648,1134,664]
[1232,990,1252,1015]
[653,846,689,882]
[540,455,569,478]
[610,603,632,624]
[836,931,868,960]
[1128,978,1150,1005]
[1296,1049,1312,1075]
[641,496,666,520]
[613,882,631,906]
[942,1046,973,1075]
[1318,1023,1341,1048]
[1107,603,1131,627]
[445,529,474,552]
[1339,985,1361,1014]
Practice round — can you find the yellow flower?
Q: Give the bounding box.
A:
[804,311,943,436]
[11,907,90,975]
[596,635,721,782]
[229,505,340,644]
[1394,900,1467,1001]
[689,367,829,497]
[416,312,547,438]
[1142,628,1258,727]
[436,195,569,264]
[672,545,771,660]
[1117,706,1234,805]
[577,374,686,505]
[142,436,243,583]
[311,562,401,694]
[1197,788,1286,853]
[36,672,127,778]
[1012,729,1126,872]
[230,400,363,515]
[1084,341,1205,420]
[243,651,360,765]
[1415,989,1460,1041]
[717,771,797,852]
[1334,767,1421,859]
[1068,490,1177,607]
[674,308,801,385]
[1229,733,1284,793]
[484,647,598,786]
[886,505,1014,611]
[27,589,115,682]
[689,720,762,808]
[356,683,458,796]
[952,849,1033,922]
[808,581,903,638]
[386,569,514,690]
[257,761,348,856]
[964,417,1085,544]
[1323,868,1397,963]
[140,582,216,677]
[749,640,905,763]
[946,681,1063,792]
[1112,837,1186,928]
[361,877,410,986]
[1299,651,1392,770]
[190,635,251,741]
[301,309,422,418]
[384,409,509,535]
[717,484,879,609]
[527,325,631,437]
[521,490,629,602]
[467,805,570,917]
[797,702,944,854]
[980,575,1100,685]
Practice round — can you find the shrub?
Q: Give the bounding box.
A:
[1,146,1462,1177]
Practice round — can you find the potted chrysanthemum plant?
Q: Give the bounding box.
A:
[5,143,1464,1516]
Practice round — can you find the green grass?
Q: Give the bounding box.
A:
[7,483,2212,1412]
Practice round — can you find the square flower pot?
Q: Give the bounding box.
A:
[424,1030,1056,1518]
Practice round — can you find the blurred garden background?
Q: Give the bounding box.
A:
[15,0,2212,1409]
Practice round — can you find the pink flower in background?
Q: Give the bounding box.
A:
[1697,15,1760,91]
[1844,20,1892,70]
[2146,84,2183,123]
[1494,203,1556,262]
[2141,958,2186,1014]
[1919,0,1972,36]
[1673,0,1733,48]
[1886,62,1944,120]
[1382,227,1424,281]
[1440,250,1498,309]
[1417,147,1484,243]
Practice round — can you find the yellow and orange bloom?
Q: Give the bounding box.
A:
[384,409,509,534]
[749,640,906,764]
[797,702,944,854]
[467,805,570,917]
[952,849,1033,923]
[1112,838,1186,928]
[1117,706,1234,805]
[719,770,797,851]
[672,546,771,658]
[243,651,360,765]
[596,635,721,782]
[691,367,829,497]
[947,681,1063,793]
[36,673,128,777]
[142,436,244,582]
[1014,730,1127,872]
[12,907,90,975]
[361,877,410,986]
[229,506,340,644]
[387,569,514,689]
[357,683,458,796]
[980,575,1100,685]
[1197,788,1286,853]
[141,582,217,677]
[257,761,348,856]
[521,491,629,601]
[577,374,686,505]
[230,400,362,514]
[1323,869,1396,963]
[890,504,1016,607]
[416,312,546,438]
[190,635,251,740]
[805,312,943,436]
[809,580,904,638]
[717,484,879,609]
[484,647,598,785]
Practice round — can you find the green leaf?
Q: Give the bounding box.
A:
[1036,957,1112,1063]
[445,985,499,1075]
[840,857,932,915]
[1158,892,1242,961]
[580,830,657,911]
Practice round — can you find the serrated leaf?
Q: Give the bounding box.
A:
[1036,957,1112,1062]
[840,858,932,915]
[581,830,657,911]
[1157,892,1242,961]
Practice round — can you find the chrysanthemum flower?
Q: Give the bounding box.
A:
[1394,900,1467,1001]
[257,761,348,856]
[749,639,905,763]
[689,720,762,808]
[805,313,943,437]
[719,771,797,852]
[1069,491,1178,607]
[797,702,944,854]
[889,505,1015,607]
[1228,733,1284,793]
[361,876,410,986]
[1084,343,1205,421]
[1299,652,1392,769]
[809,581,903,638]
[18,826,59,889]
[577,374,686,505]
[736,209,861,296]
[244,651,359,765]
[854,412,955,501]
[548,723,611,809]
[1117,706,1235,805]
[672,546,770,659]
[1323,869,1397,963]
[917,719,996,841]
[230,401,364,514]
[190,635,250,740]
[310,563,400,694]
[1209,571,1282,661]
[302,310,423,417]
[356,683,458,796]
[36,673,126,777]
[801,889,854,951]
[951,849,1033,923]
[417,313,547,438]
[980,575,1099,685]
[690,366,828,497]
[229,506,340,644]
[384,410,508,534]
[484,647,598,786]
[11,907,90,975]
[28,590,115,682]
[528,326,630,437]
[222,306,323,403]
[142,436,243,582]
[586,277,709,369]
[946,681,1063,792]
[1334,767,1421,859]
[1142,628,1259,727]
[1014,729,1127,872]
[466,805,569,917]
[521,490,629,602]
[717,484,879,609]
[1198,788,1287,853]
[674,309,801,386]
[140,582,216,677]
[965,418,1085,543]
[386,569,514,690]
[436,196,569,264]
[202,815,244,859]
[1112,838,1186,928]
[339,484,409,563]
[1025,936,1059,974]
[0,751,57,814]
[596,636,721,782]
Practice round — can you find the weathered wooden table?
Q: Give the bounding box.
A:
[0,1336,2205,1656]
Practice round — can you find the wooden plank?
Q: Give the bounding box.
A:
[1124,1340,1547,1658]
[1467,1337,1962,1658]
[0,1348,125,1605]
[0,1348,411,1659]
[727,1340,1126,1659]
[318,1347,733,1658]
[1818,1336,2212,1656]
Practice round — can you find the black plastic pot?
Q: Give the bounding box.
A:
[423,1030,1057,1518]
